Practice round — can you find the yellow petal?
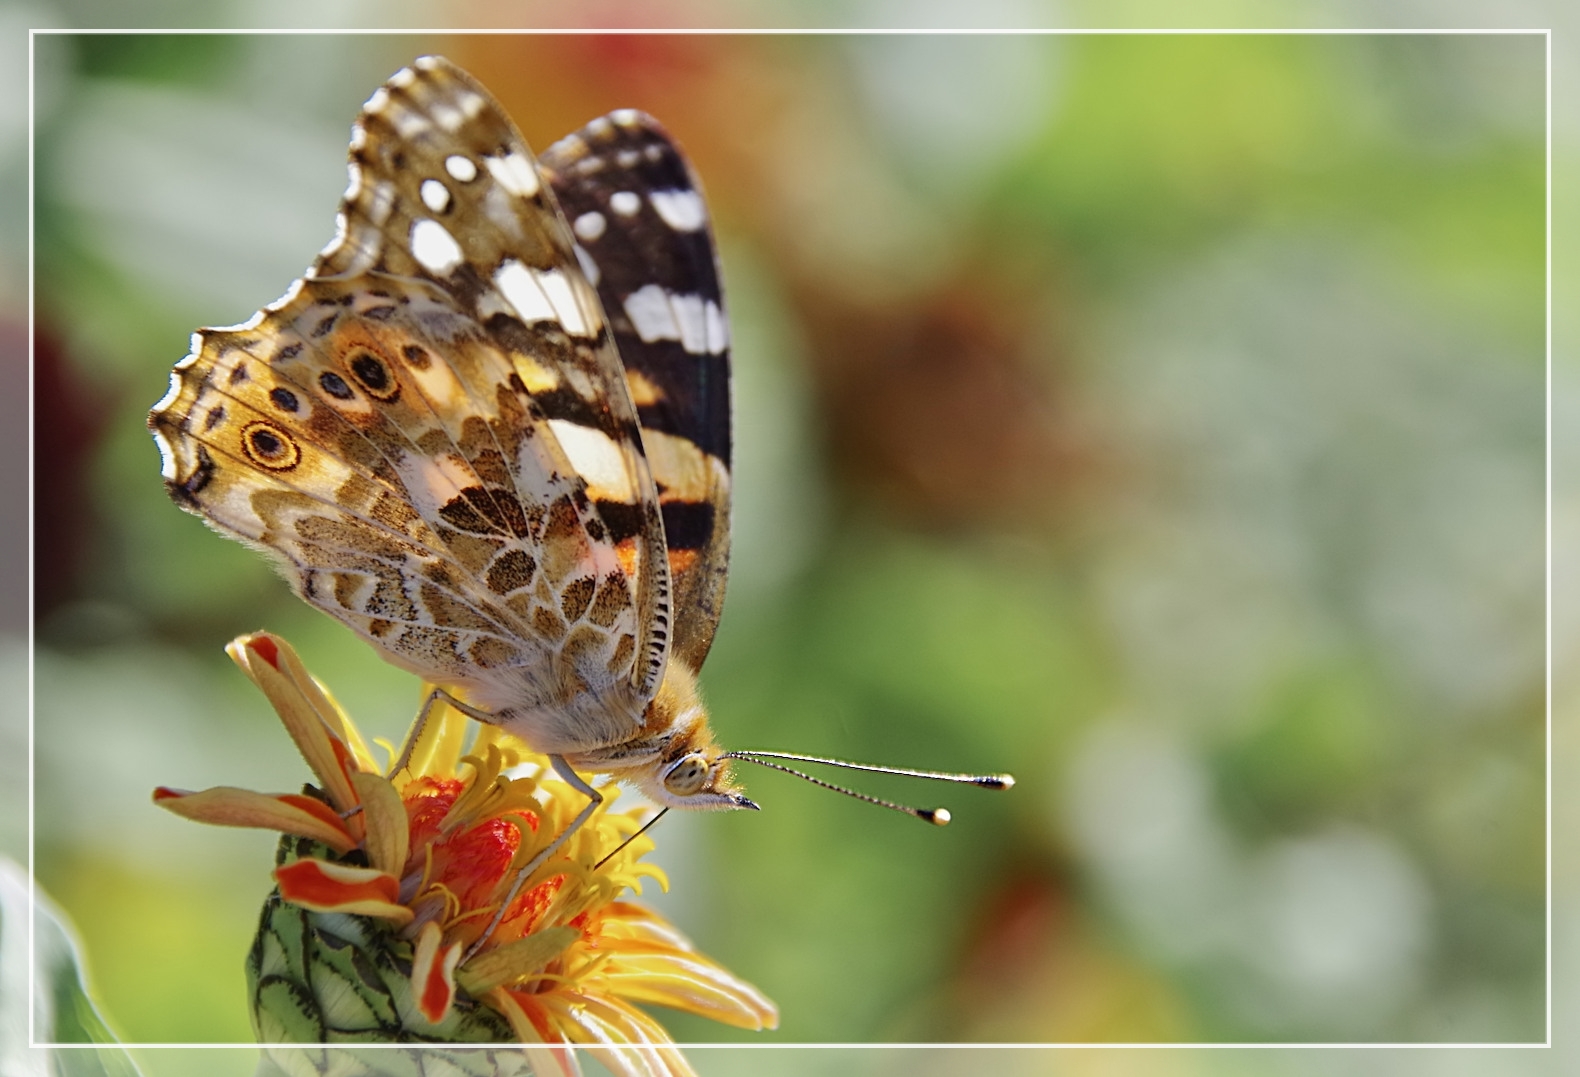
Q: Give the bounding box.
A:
[600,902,693,949]
[595,902,778,1030]
[311,677,382,774]
[350,770,409,877]
[398,684,473,781]
[534,992,696,1077]
[601,947,778,1031]
[487,989,583,1077]
[152,786,357,854]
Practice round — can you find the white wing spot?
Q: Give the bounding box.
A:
[670,292,709,355]
[609,191,641,217]
[547,420,636,503]
[411,219,463,274]
[445,154,478,182]
[612,109,641,126]
[650,189,706,232]
[495,259,557,324]
[494,263,593,338]
[623,284,680,344]
[573,211,607,241]
[430,99,465,133]
[536,268,593,338]
[390,66,418,88]
[366,180,396,226]
[389,104,430,141]
[622,286,720,355]
[365,87,391,113]
[616,149,640,168]
[485,152,541,198]
[456,89,486,121]
[704,300,729,354]
[420,179,451,213]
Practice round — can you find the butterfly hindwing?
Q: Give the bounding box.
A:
[540,113,733,673]
[153,272,656,736]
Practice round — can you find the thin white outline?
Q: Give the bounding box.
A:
[23,25,1554,1056]
[1542,24,1554,1052]
[25,16,38,1063]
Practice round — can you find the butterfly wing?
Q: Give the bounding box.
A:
[540,114,732,673]
[150,57,672,749]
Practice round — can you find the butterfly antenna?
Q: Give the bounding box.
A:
[723,751,1014,826]
[594,807,670,870]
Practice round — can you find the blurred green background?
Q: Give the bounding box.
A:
[25,29,1545,1060]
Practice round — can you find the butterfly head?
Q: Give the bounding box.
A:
[623,661,757,812]
[649,746,757,812]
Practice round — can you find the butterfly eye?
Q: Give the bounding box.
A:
[663,753,710,797]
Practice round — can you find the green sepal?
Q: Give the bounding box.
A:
[248,836,535,1065]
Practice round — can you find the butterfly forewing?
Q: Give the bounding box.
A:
[313,56,672,702]
[541,114,732,672]
[150,56,693,748]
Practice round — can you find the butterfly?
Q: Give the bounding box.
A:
[149,56,1010,931]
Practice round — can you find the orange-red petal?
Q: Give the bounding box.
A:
[274,858,413,924]
[411,921,461,1024]
[152,786,357,854]
[227,633,361,813]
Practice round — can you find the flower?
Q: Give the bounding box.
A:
[156,632,777,1077]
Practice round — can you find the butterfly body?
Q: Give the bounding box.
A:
[151,56,748,813]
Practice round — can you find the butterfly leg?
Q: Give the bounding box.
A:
[464,754,603,960]
[389,687,494,777]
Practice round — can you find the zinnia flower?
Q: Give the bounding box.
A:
[155,632,776,1077]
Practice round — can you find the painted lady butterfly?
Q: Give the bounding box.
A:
[149,56,1010,919]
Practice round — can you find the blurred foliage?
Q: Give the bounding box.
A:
[29,31,1544,1051]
